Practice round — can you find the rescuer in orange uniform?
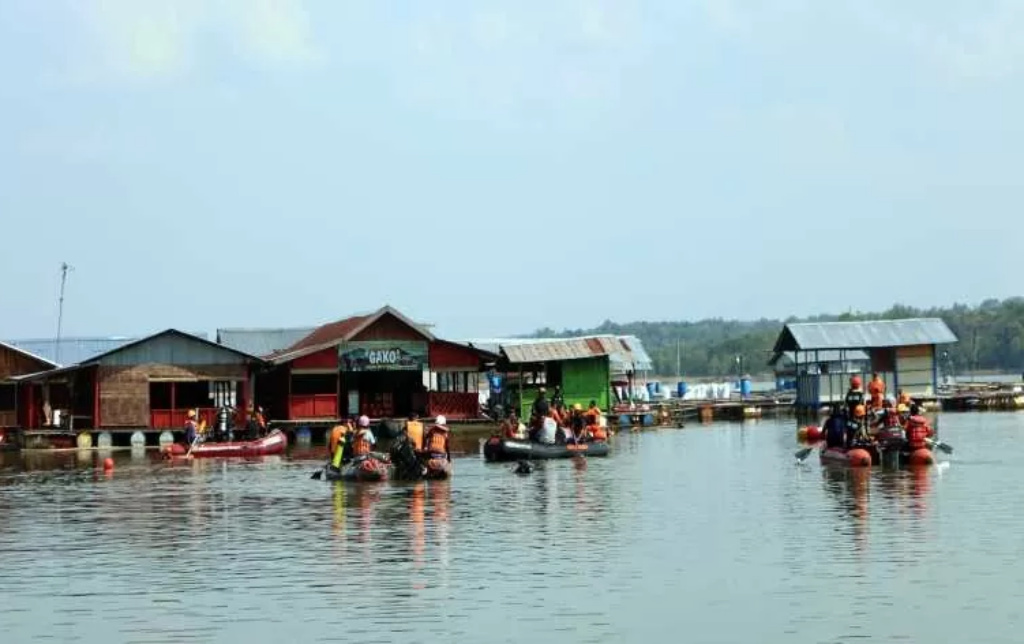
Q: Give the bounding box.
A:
[423,415,451,462]
[868,373,886,411]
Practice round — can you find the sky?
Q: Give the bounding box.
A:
[1,0,1022,341]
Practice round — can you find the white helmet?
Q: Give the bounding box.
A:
[358,415,370,428]
[435,415,447,427]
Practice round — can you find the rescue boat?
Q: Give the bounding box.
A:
[483,437,610,462]
[819,443,934,468]
[162,429,287,459]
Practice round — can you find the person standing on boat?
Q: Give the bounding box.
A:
[551,386,565,409]
[530,388,551,439]
[184,409,198,446]
[868,373,886,411]
[423,415,451,462]
[350,415,376,459]
[904,407,932,451]
[844,376,866,419]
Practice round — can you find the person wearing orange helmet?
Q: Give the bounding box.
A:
[845,375,866,420]
[867,373,886,410]
[845,403,868,448]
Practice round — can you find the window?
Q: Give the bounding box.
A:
[0,384,15,411]
[435,372,478,393]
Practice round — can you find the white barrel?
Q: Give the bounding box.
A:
[76,432,93,449]
[130,431,146,447]
[158,431,174,446]
[96,432,112,448]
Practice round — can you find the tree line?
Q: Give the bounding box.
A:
[529,297,1024,378]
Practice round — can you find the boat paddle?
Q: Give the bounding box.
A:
[184,419,206,459]
[794,445,816,462]
[926,414,954,454]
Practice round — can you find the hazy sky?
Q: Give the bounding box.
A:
[1,1,1021,341]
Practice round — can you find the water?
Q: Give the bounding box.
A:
[1,413,1023,643]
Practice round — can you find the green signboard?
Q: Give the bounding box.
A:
[339,340,428,372]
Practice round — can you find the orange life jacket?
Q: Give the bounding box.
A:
[883,410,901,428]
[328,425,346,456]
[906,416,930,449]
[405,420,424,451]
[352,431,372,456]
[425,426,449,454]
[587,422,607,441]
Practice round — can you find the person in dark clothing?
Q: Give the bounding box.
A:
[823,405,846,448]
[551,386,565,409]
[845,404,867,448]
[531,388,550,420]
[844,375,866,418]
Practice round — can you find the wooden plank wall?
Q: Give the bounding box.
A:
[98,364,248,427]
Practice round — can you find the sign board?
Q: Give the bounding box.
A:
[339,340,428,372]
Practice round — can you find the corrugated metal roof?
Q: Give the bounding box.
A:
[462,335,651,369]
[612,335,654,372]
[773,318,958,352]
[3,336,140,366]
[0,340,59,368]
[217,327,316,358]
[768,350,870,367]
[501,338,612,364]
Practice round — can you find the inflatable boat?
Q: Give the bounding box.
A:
[162,429,287,459]
[483,436,609,462]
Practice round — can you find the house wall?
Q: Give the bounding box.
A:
[0,345,52,380]
[291,347,338,371]
[895,344,936,396]
[561,357,610,411]
[98,364,248,427]
[429,342,482,370]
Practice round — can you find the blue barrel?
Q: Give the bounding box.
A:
[646,382,658,397]
[642,413,654,427]
[677,381,688,397]
[653,381,661,394]
[740,377,752,398]
[618,414,631,427]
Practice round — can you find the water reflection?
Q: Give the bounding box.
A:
[2,414,1024,644]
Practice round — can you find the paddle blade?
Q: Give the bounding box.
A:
[795,447,814,461]
[935,441,954,454]
[311,469,322,480]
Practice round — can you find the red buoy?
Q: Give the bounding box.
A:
[805,426,823,442]
[103,457,114,471]
[908,448,934,466]
[847,448,872,467]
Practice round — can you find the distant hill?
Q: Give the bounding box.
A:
[527,298,1024,378]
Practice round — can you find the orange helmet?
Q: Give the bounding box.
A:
[850,375,862,388]
[853,404,866,417]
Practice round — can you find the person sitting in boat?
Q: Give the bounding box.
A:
[822,405,846,449]
[536,416,558,445]
[423,415,451,462]
[845,404,869,448]
[873,396,904,444]
[350,415,377,460]
[184,409,199,446]
[845,376,866,419]
[897,389,912,408]
[868,373,886,411]
[904,409,932,452]
[586,400,602,421]
[582,411,607,442]
[569,404,586,437]
[896,403,911,426]
[328,420,350,460]
[501,411,526,440]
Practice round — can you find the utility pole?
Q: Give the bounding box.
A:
[56,262,73,365]
[676,338,681,379]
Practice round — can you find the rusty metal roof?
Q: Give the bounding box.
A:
[773,318,958,352]
[502,337,612,363]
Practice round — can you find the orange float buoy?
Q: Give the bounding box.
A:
[908,448,934,466]
[103,457,114,471]
[805,426,822,442]
[847,448,872,467]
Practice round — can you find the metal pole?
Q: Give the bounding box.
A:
[55,262,73,365]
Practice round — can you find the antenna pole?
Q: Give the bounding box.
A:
[56,262,72,364]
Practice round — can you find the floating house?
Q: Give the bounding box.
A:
[771,318,958,410]
[9,330,264,431]
[0,341,58,429]
[768,349,870,392]
[462,334,652,418]
[239,306,496,423]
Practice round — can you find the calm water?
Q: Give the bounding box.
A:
[2,413,1023,643]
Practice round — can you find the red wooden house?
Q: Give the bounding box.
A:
[255,305,496,422]
[0,341,58,429]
